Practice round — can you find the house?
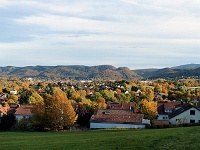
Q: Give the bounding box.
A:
[157,101,200,125]
[157,101,182,121]
[169,104,200,124]
[0,93,7,103]
[90,109,147,129]
[90,102,150,129]
[14,105,33,121]
[10,90,17,95]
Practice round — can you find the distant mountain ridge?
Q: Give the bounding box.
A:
[172,64,200,70]
[134,64,200,79]
[0,65,140,80]
[0,64,199,80]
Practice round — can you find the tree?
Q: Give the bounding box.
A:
[31,93,77,131]
[19,88,32,104]
[145,88,154,101]
[116,93,131,103]
[90,92,102,102]
[139,99,157,120]
[74,102,95,127]
[100,89,116,102]
[8,94,18,103]
[0,114,17,131]
[115,88,121,94]
[154,84,162,93]
[97,98,107,109]
[28,92,44,104]
[131,86,138,92]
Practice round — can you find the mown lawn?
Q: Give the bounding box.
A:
[0,126,200,150]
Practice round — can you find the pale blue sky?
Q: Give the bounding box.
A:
[0,0,199,69]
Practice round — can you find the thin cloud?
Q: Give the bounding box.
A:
[0,0,200,69]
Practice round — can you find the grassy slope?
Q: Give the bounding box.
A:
[0,127,200,150]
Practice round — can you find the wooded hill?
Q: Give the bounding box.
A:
[134,64,200,79]
[0,65,139,80]
[0,64,199,80]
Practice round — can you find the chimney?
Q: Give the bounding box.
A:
[121,101,123,108]
[130,106,134,113]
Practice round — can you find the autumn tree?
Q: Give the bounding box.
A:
[97,98,107,109]
[139,99,157,120]
[31,93,77,131]
[115,88,121,94]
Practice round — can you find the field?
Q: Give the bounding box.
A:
[1,126,200,150]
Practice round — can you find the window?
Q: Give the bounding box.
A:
[165,110,172,113]
[190,120,195,123]
[103,111,110,115]
[190,110,195,115]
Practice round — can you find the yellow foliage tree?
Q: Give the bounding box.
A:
[145,88,155,101]
[97,98,107,109]
[8,94,18,103]
[28,92,43,104]
[139,99,157,120]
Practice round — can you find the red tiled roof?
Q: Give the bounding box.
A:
[107,102,139,113]
[91,109,143,124]
[15,105,33,116]
[164,101,182,110]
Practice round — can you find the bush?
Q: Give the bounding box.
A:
[12,119,34,131]
[0,114,17,131]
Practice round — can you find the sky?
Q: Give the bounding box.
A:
[0,0,200,69]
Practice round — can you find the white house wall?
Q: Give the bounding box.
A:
[157,114,169,120]
[90,122,145,129]
[169,107,200,124]
[142,119,150,124]
[15,115,31,121]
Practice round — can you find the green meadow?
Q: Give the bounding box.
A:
[1,126,200,150]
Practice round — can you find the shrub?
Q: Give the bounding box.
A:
[12,119,34,131]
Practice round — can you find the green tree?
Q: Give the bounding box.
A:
[145,88,155,101]
[100,90,116,102]
[19,88,32,104]
[90,92,102,101]
[28,92,43,104]
[154,84,162,93]
[74,102,96,127]
[0,114,17,131]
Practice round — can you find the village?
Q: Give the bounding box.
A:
[0,77,200,131]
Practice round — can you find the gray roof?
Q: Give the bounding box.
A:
[169,104,200,119]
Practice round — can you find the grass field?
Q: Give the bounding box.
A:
[1,126,200,150]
